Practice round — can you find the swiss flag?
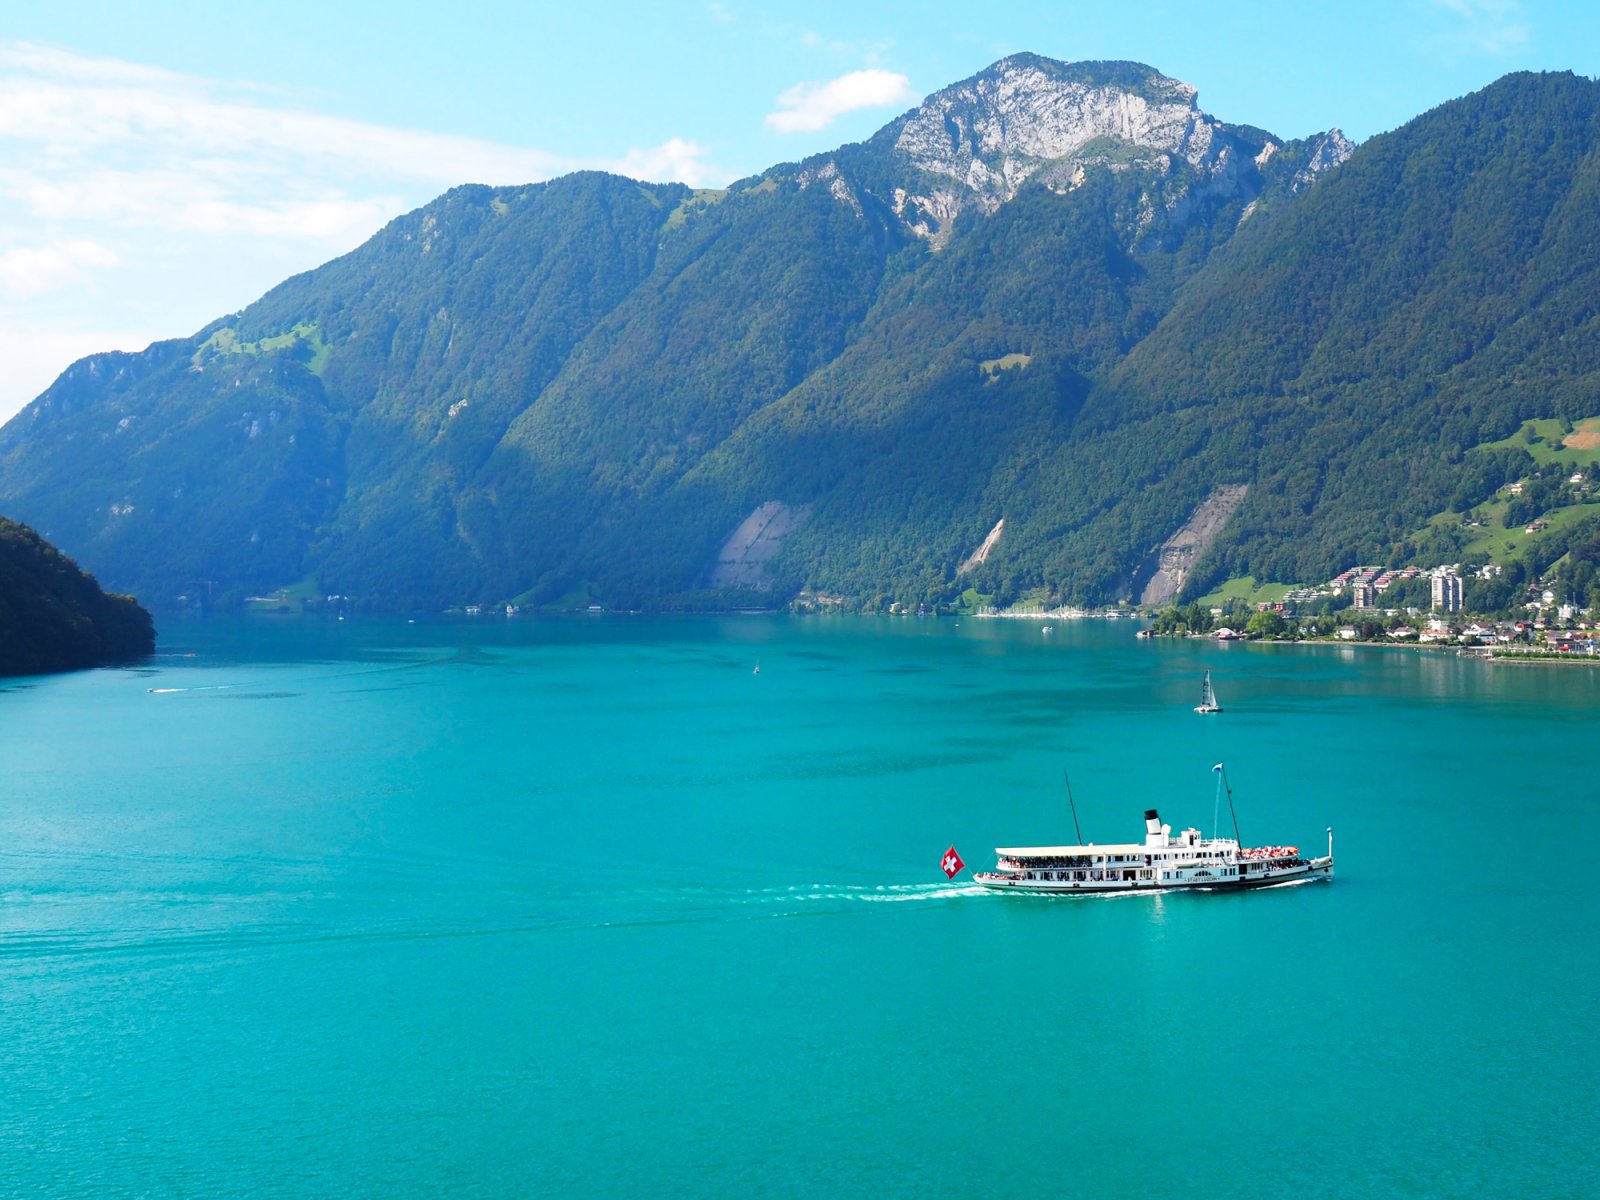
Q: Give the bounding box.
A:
[940,846,965,879]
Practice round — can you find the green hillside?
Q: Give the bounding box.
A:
[1099,71,1600,599]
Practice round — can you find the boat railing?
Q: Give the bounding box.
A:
[981,868,1150,883]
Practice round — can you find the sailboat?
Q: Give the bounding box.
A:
[1194,670,1222,714]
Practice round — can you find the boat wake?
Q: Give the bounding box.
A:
[735,882,988,906]
[144,649,467,696]
[1253,875,1329,890]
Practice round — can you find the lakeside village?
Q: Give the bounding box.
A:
[977,461,1600,658]
[1139,562,1597,657]
[249,563,1596,656]
[245,562,1596,657]
[245,575,1595,657]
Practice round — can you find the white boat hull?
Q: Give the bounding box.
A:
[974,856,1333,895]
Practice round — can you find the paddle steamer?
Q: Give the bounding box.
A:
[972,809,1333,895]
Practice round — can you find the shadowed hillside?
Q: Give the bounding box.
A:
[0,515,155,676]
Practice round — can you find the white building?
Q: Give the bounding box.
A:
[1431,571,1463,612]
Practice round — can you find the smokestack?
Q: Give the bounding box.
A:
[1145,809,1169,848]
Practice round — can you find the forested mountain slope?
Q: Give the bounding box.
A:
[0,515,154,676]
[2,57,1594,612]
[0,172,692,608]
[1092,70,1600,597]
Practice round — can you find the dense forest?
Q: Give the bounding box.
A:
[1,57,1599,615]
[1104,71,1600,601]
[0,515,155,676]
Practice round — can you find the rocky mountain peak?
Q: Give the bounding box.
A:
[876,54,1271,241]
[1292,127,1356,190]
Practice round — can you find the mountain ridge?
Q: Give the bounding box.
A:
[3,58,1596,614]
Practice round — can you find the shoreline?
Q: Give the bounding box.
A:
[1140,631,1600,663]
[970,609,1128,621]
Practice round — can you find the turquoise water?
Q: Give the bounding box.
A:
[2,615,1596,1199]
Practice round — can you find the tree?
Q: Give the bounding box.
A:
[1246,609,1287,638]
[1180,602,1215,634]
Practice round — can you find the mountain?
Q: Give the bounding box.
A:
[3,56,1595,613]
[1095,69,1600,595]
[0,515,155,676]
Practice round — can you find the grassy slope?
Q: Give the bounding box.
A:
[1193,414,1600,599]
[1485,416,1600,468]
[1192,577,1294,607]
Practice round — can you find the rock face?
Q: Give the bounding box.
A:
[874,54,1333,243]
[1293,128,1356,191]
[1137,485,1250,605]
[958,518,1005,575]
[709,502,811,590]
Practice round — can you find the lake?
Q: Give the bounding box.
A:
[2,614,1596,1198]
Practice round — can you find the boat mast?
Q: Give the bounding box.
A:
[1063,770,1084,845]
[1213,763,1241,843]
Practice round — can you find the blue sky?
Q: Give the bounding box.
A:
[1,0,1597,422]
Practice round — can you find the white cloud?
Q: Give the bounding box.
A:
[0,41,185,88]
[1429,0,1528,54]
[0,40,733,421]
[0,239,118,297]
[0,164,405,243]
[0,41,722,191]
[613,138,725,189]
[765,69,918,134]
[0,40,729,249]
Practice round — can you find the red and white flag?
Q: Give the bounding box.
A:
[940,846,965,879]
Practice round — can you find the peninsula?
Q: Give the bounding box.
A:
[0,515,155,677]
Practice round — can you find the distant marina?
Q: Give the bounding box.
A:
[971,606,1135,621]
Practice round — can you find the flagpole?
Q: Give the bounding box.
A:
[1211,762,1241,844]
